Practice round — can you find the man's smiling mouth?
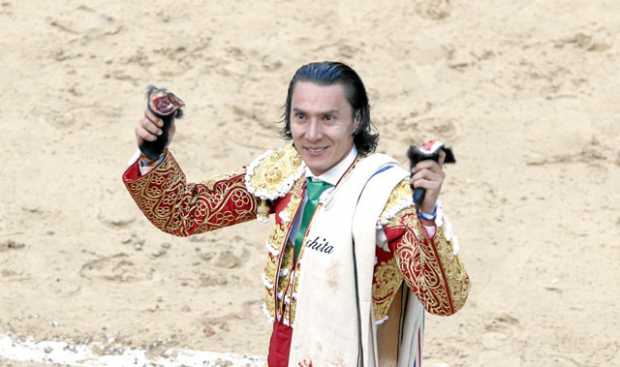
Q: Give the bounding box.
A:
[304,146,329,154]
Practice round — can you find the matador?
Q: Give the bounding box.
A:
[123,61,470,367]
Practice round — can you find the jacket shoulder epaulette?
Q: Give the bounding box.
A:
[244,143,305,201]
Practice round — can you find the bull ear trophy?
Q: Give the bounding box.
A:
[139,85,185,161]
[407,140,456,206]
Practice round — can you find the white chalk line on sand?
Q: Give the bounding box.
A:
[0,334,264,366]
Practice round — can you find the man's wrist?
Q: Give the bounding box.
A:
[417,205,437,221]
[138,151,165,173]
[139,153,163,163]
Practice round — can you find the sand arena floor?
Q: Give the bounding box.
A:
[1,1,619,366]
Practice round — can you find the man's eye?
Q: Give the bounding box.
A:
[322,114,334,121]
[295,112,305,119]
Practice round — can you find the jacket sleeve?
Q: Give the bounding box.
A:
[382,181,470,316]
[122,150,258,236]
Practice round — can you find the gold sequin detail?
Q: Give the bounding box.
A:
[380,179,414,225]
[246,143,303,199]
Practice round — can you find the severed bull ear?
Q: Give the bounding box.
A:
[407,141,456,166]
[145,85,185,118]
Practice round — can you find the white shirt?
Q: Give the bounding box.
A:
[304,145,358,186]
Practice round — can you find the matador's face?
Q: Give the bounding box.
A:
[290,81,359,176]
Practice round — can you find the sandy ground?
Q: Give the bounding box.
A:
[1,0,619,366]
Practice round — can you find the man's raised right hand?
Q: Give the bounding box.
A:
[135,109,176,150]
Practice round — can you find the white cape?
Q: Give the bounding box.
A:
[290,154,424,366]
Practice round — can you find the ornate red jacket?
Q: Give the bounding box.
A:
[122,145,469,332]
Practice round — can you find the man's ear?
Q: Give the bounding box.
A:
[353,111,362,133]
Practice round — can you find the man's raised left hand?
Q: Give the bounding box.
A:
[410,150,446,214]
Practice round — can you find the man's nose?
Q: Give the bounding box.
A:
[305,119,323,141]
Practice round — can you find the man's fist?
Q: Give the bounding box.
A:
[137,85,185,160]
[410,149,446,213]
[135,109,176,148]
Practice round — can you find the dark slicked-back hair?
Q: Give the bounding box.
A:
[282,61,379,155]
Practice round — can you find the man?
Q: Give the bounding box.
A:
[123,61,469,366]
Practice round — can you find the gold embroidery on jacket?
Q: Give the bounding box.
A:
[262,177,305,323]
[245,143,304,202]
[371,179,414,320]
[433,227,470,312]
[395,213,470,315]
[124,153,257,236]
[380,179,414,225]
[372,256,404,321]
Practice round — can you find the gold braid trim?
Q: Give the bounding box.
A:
[263,224,287,286]
[262,177,305,323]
[370,179,412,320]
[372,256,404,321]
[394,209,470,315]
[263,238,297,323]
[432,226,470,313]
[124,152,257,236]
